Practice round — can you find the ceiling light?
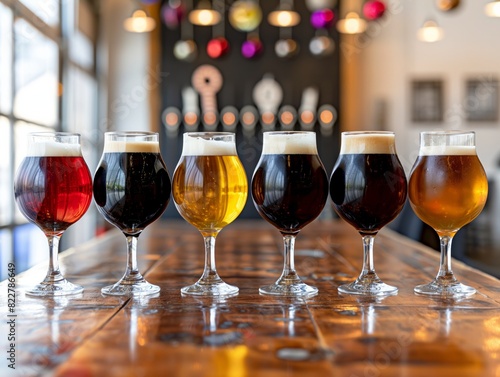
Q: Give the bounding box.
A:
[268,1,301,28]
[268,10,301,27]
[123,10,156,33]
[336,12,367,34]
[417,20,443,42]
[189,1,221,26]
[485,0,500,17]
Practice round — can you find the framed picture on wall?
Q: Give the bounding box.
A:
[465,77,498,122]
[411,79,444,122]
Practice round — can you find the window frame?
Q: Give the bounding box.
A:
[0,0,98,278]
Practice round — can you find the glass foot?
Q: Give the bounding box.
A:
[101,280,160,296]
[259,276,318,297]
[414,279,476,298]
[181,281,239,296]
[338,278,398,297]
[26,278,84,297]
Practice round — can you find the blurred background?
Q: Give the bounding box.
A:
[1,0,500,279]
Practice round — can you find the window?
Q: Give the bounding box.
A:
[0,0,98,280]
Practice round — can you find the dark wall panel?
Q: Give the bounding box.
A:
[160,0,341,219]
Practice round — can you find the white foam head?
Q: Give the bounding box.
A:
[28,141,81,157]
[182,134,237,156]
[340,132,395,154]
[262,132,318,155]
[104,140,160,153]
[419,145,476,156]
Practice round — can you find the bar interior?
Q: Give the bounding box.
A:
[1,0,500,376]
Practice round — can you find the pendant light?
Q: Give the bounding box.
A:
[229,0,262,31]
[123,9,156,33]
[268,0,301,28]
[418,0,443,42]
[189,0,221,26]
[336,11,367,34]
[207,0,229,58]
[174,0,198,61]
[417,20,443,42]
[485,0,500,17]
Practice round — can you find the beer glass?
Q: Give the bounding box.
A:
[330,131,407,296]
[93,132,171,296]
[409,131,488,297]
[252,131,328,296]
[172,132,248,296]
[14,132,93,296]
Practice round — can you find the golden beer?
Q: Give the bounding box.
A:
[173,155,248,234]
[409,153,488,236]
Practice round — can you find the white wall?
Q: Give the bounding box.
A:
[353,0,500,174]
[100,0,152,132]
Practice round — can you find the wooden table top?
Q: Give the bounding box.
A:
[2,219,500,377]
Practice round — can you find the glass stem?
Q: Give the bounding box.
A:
[201,236,222,283]
[282,234,298,280]
[360,234,376,278]
[436,235,456,280]
[124,235,144,282]
[46,235,64,282]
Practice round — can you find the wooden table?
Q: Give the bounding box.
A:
[2,219,500,377]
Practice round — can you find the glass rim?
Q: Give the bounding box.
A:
[342,131,395,136]
[420,130,475,136]
[30,131,81,137]
[105,131,158,137]
[184,132,234,137]
[263,131,316,136]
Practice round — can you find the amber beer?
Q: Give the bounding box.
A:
[172,136,248,233]
[330,132,407,233]
[15,142,92,235]
[409,146,488,235]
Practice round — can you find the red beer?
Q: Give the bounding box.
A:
[15,155,92,235]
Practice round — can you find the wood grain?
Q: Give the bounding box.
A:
[2,219,499,377]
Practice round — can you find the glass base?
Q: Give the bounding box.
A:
[181,281,239,296]
[338,279,398,297]
[259,278,318,297]
[101,280,160,296]
[26,279,84,297]
[414,279,476,298]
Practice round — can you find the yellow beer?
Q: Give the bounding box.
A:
[409,148,488,236]
[173,154,247,235]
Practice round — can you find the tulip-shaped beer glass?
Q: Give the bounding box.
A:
[409,131,488,297]
[252,131,328,296]
[172,132,248,296]
[14,132,93,296]
[330,131,407,296]
[93,132,171,296]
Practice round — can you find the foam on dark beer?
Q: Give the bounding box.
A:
[262,132,318,155]
[104,141,160,153]
[340,133,396,155]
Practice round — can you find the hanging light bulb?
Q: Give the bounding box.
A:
[123,10,156,33]
[336,12,367,34]
[189,0,221,26]
[268,1,301,28]
[485,0,500,17]
[417,20,443,42]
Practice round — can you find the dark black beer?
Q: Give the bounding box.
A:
[330,153,407,233]
[252,154,329,234]
[93,150,171,235]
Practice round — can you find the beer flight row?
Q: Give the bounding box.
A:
[14,130,488,299]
